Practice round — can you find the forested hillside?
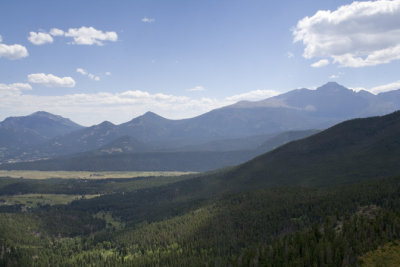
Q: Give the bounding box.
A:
[2,111,400,265]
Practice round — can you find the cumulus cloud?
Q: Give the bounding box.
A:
[105,72,111,76]
[64,26,118,45]
[293,0,400,67]
[226,89,280,102]
[28,32,53,45]
[0,83,32,97]
[49,28,64,36]
[142,17,155,23]
[76,68,100,81]
[28,73,76,88]
[0,36,28,60]
[311,59,329,68]
[187,86,206,92]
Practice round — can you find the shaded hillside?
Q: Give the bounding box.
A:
[0,130,318,171]
[228,110,400,189]
[256,129,319,152]
[0,151,255,172]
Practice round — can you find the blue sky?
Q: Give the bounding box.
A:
[1,0,400,125]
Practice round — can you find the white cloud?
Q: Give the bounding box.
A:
[0,36,28,60]
[329,74,339,79]
[76,68,87,75]
[10,83,32,90]
[0,83,31,97]
[76,68,100,81]
[28,32,53,45]
[28,73,76,88]
[49,28,64,36]
[226,89,280,102]
[64,26,118,45]
[105,72,111,76]
[370,80,400,94]
[351,80,400,94]
[187,86,206,92]
[311,59,329,68]
[142,17,155,23]
[293,0,400,67]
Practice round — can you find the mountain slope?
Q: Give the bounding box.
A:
[0,111,83,139]
[0,130,317,171]
[232,82,396,119]
[53,110,400,228]
[4,111,400,266]
[4,109,400,176]
[0,111,83,162]
[4,82,400,163]
[226,110,400,189]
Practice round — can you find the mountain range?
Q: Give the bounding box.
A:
[3,95,400,266]
[67,109,400,220]
[1,81,400,170]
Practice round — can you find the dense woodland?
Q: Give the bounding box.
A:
[2,111,400,266]
[1,173,400,266]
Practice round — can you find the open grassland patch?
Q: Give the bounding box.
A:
[0,193,100,210]
[0,170,195,179]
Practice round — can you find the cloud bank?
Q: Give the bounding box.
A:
[0,83,32,97]
[0,86,283,126]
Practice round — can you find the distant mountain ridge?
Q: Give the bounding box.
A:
[0,111,82,139]
[0,111,83,162]
[231,82,399,118]
[1,82,400,165]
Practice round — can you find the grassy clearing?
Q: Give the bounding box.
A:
[0,170,195,179]
[0,193,100,210]
[360,241,400,266]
